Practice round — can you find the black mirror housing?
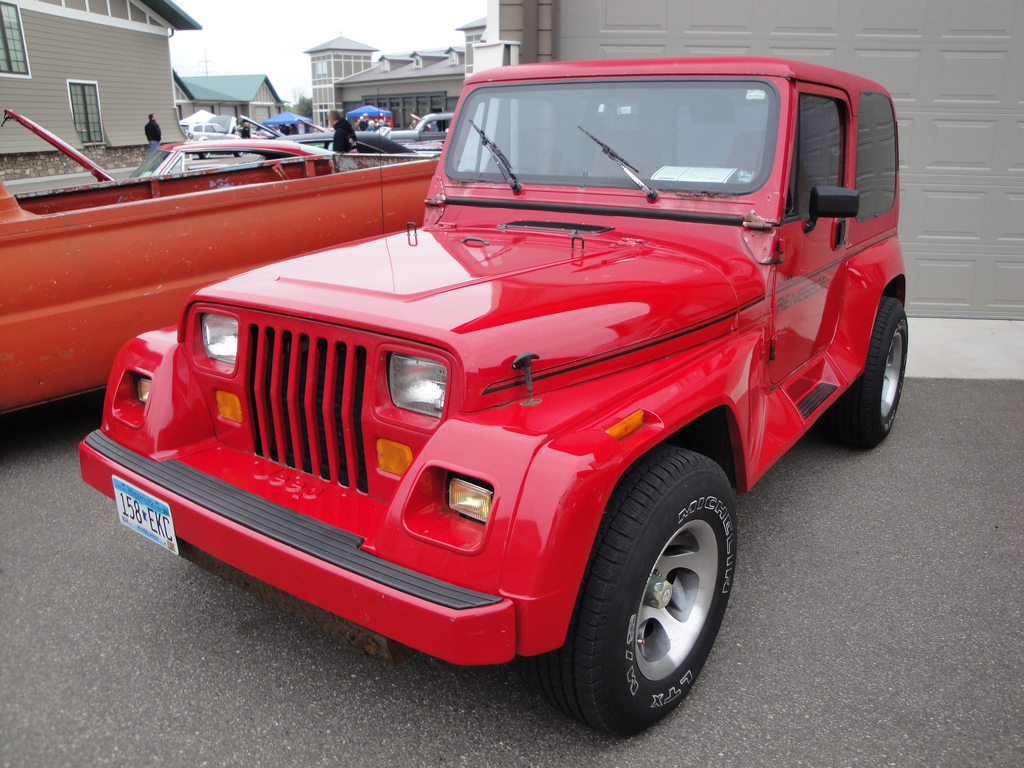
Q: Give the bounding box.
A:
[805,186,860,232]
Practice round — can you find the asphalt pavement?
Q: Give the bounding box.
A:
[1,374,1022,767]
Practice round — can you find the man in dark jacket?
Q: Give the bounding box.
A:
[144,114,161,154]
[328,109,356,153]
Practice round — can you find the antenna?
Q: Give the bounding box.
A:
[199,50,216,76]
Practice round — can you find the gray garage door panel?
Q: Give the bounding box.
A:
[556,0,1024,318]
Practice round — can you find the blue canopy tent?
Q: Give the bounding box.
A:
[264,111,313,126]
[346,105,393,126]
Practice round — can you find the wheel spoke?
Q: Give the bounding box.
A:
[635,519,720,680]
[656,545,717,583]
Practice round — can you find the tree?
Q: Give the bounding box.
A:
[292,87,313,120]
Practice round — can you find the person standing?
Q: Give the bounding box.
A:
[144,114,161,154]
[328,109,357,153]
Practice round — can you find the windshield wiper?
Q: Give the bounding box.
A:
[578,125,659,203]
[469,120,522,194]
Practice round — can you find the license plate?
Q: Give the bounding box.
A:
[112,476,178,555]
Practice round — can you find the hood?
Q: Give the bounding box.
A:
[195,221,766,410]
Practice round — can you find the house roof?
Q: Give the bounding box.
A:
[304,35,378,54]
[175,74,283,104]
[338,50,465,86]
[456,17,486,32]
[141,0,201,30]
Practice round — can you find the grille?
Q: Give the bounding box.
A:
[247,321,368,492]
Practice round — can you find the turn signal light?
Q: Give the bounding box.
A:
[215,390,243,423]
[377,438,414,476]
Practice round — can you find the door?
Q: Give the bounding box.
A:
[768,90,851,385]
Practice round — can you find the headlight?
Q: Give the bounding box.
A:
[388,353,447,418]
[201,314,239,366]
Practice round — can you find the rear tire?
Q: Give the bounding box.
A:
[826,297,908,448]
[533,446,736,736]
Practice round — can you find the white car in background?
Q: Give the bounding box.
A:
[187,122,231,141]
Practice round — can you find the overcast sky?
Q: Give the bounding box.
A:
[168,0,487,103]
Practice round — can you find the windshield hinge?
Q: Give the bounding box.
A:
[741,211,778,232]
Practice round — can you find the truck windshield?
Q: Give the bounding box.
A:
[445,79,779,197]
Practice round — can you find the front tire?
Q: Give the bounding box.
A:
[826,297,908,448]
[533,447,736,736]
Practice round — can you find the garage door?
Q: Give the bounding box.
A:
[557,0,1024,318]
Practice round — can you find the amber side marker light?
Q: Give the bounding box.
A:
[607,409,646,441]
[377,438,414,476]
[215,390,243,423]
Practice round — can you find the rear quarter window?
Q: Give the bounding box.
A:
[855,91,897,221]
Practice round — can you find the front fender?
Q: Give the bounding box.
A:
[100,329,216,460]
[500,329,762,656]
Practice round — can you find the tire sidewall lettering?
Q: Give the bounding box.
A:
[612,491,735,724]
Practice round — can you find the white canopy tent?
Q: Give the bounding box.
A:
[179,109,216,125]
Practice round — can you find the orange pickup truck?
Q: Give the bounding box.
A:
[1,154,436,414]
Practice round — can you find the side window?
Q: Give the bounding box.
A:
[786,95,843,219]
[0,1,29,76]
[855,91,897,221]
[68,81,103,143]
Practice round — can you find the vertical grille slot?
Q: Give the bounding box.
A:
[352,346,368,493]
[331,342,351,487]
[246,320,368,492]
[313,339,331,481]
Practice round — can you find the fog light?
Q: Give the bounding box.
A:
[136,376,152,404]
[215,390,243,423]
[447,476,493,523]
[377,438,413,476]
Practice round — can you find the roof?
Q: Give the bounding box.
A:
[463,56,889,97]
[141,0,201,30]
[176,74,284,104]
[304,35,378,54]
[383,47,461,60]
[456,17,486,32]
[340,49,465,86]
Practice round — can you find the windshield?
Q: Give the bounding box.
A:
[446,79,780,196]
[131,149,172,178]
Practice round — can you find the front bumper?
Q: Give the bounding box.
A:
[80,430,516,665]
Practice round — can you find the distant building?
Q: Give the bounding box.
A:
[305,18,485,129]
[306,35,377,128]
[0,0,200,180]
[174,74,286,123]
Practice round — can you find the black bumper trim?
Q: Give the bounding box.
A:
[85,431,501,611]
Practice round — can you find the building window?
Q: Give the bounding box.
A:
[0,2,29,76]
[68,81,103,143]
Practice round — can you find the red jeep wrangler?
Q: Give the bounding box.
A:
[80,57,905,735]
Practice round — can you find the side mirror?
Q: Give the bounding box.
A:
[805,186,860,233]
